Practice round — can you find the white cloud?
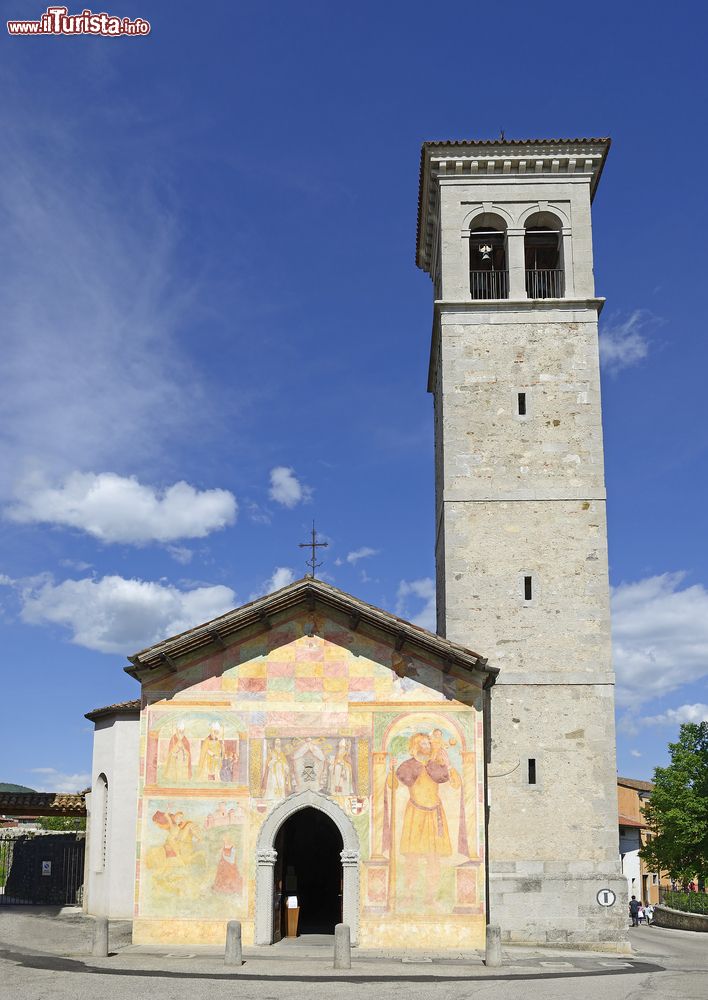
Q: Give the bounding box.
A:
[642,703,708,727]
[612,572,708,707]
[167,546,193,565]
[7,472,237,544]
[630,749,642,758]
[346,547,379,565]
[250,566,295,600]
[19,574,236,654]
[30,768,91,794]
[599,311,651,375]
[268,467,311,508]
[0,113,213,498]
[396,577,437,632]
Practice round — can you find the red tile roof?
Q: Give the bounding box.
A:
[0,792,86,817]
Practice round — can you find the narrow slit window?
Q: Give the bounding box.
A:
[528,758,537,785]
[524,575,533,601]
[517,392,527,416]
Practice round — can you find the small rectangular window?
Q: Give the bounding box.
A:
[528,758,537,785]
[524,575,533,601]
[517,392,527,416]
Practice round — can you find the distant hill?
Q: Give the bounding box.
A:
[0,783,36,793]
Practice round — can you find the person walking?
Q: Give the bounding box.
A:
[629,895,641,926]
[645,903,654,926]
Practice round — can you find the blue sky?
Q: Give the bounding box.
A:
[1,0,706,791]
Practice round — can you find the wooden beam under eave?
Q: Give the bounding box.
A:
[160,652,178,673]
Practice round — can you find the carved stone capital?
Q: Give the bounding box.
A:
[340,850,360,867]
[256,849,278,866]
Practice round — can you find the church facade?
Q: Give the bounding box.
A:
[87,580,494,949]
[86,137,628,952]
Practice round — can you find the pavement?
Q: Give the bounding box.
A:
[0,907,706,1000]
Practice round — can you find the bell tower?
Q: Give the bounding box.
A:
[417,138,627,949]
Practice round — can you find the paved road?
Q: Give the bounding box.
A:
[0,911,706,1000]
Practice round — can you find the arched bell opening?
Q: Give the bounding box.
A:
[469,213,508,300]
[524,211,565,298]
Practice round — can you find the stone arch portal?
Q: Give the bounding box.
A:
[254,790,360,945]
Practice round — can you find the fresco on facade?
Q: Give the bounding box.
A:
[256,736,359,798]
[144,711,247,789]
[141,797,247,917]
[135,613,485,945]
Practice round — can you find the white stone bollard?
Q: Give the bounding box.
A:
[485,923,502,967]
[92,916,109,957]
[333,922,351,969]
[225,920,243,966]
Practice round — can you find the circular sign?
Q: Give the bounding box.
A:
[597,888,616,907]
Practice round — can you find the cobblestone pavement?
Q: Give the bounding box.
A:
[0,909,706,1000]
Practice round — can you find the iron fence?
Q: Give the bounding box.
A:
[0,832,84,905]
[658,887,708,914]
[525,268,564,299]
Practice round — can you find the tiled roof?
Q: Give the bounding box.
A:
[85,699,141,722]
[0,792,86,817]
[618,776,654,792]
[618,813,646,829]
[124,576,494,681]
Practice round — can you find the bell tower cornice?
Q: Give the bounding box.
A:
[416,137,611,275]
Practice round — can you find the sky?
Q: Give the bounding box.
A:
[0,0,706,792]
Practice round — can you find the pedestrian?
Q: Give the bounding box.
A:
[629,895,641,926]
[645,904,654,926]
[637,902,645,924]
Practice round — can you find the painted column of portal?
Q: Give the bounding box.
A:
[462,750,478,858]
[340,850,360,945]
[255,849,277,945]
[371,752,387,857]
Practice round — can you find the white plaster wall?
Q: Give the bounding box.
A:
[86,714,140,919]
[620,828,642,900]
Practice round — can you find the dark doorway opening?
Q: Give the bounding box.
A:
[273,808,343,938]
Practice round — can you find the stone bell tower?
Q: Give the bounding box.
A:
[417,138,627,949]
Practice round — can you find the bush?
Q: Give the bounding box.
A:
[663,890,708,915]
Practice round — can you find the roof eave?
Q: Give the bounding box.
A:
[125,577,496,684]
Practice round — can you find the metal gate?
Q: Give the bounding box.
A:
[0,832,85,905]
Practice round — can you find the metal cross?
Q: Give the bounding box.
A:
[298,521,328,578]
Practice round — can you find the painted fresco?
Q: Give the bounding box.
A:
[133,608,485,948]
[141,797,247,917]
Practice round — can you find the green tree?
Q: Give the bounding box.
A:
[640,722,708,885]
[37,816,86,831]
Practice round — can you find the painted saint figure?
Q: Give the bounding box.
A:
[212,838,243,895]
[163,722,192,783]
[392,732,461,906]
[198,722,224,782]
[328,738,354,795]
[262,738,291,798]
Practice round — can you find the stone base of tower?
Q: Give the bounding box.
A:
[489,865,629,952]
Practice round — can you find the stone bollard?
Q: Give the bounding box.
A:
[333,922,351,969]
[92,916,109,957]
[225,920,243,966]
[484,923,502,968]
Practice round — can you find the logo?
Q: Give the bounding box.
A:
[8,7,151,36]
[347,796,366,815]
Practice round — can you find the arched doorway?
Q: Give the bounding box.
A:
[274,808,342,938]
[254,790,360,945]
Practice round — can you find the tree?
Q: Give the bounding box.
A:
[37,816,86,832]
[640,722,708,886]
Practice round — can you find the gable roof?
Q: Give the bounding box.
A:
[617,776,654,793]
[125,576,495,684]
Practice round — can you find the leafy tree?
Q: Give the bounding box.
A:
[37,816,86,831]
[640,722,708,885]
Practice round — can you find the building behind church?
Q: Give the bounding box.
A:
[85,137,628,953]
